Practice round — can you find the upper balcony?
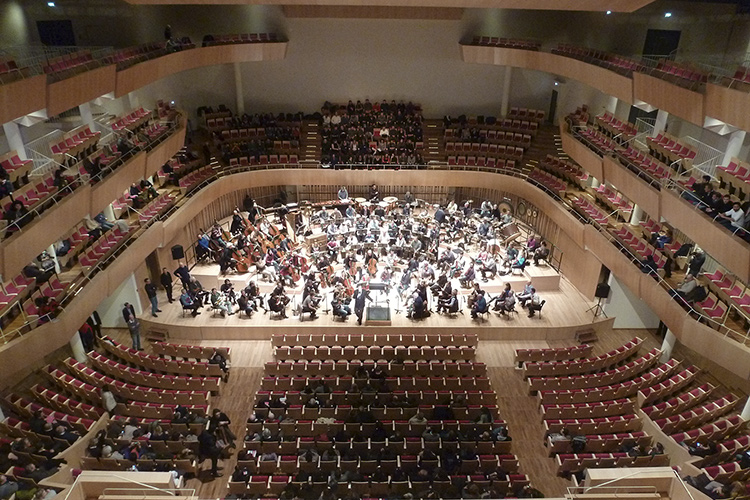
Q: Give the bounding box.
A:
[461,41,750,133]
[0,37,287,124]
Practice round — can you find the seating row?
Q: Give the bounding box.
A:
[152,341,231,361]
[101,336,225,377]
[651,59,709,87]
[260,376,491,392]
[79,224,134,275]
[547,431,651,456]
[264,360,486,378]
[49,125,101,164]
[42,50,101,80]
[79,456,197,474]
[247,420,503,439]
[716,157,750,202]
[646,132,698,169]
[514,343,593,363]
[178,164,215,194]
[111,107,151,133]
[704,268,750,318]
[242,437,512,456]
[257,405,497,422]
[528,169,567,198]
[556,452,670,476]
[88,352,221,392]
[523,337,642,377]
[63,358,210,405]
[103,42,168,70]
[0,150,33,184]
[0,58,32,84]
[470,36,541,52]
[205,33,280,45]
[653,394,740,435]
[641,383,716,420]
[228,474,530,497]
[1,172,61,224]
[672,415,746,446]
[702,461,750,483]
[578,127,618,156]
[446,133,531,151]
[273,345,476,362]
[537,359,681,405]
[595,112,638,143]
[528,348,660,392]
[539,154,589,188]
[617,144,672,182]
[0,417,73,450]
[611,225,669,272]
[5,393,96,434]
[137,192,176,225]
[447,156,519,169]
[508,107,546,123]
[551,44,646,77]
[541,399,635,420]
[543,414,642,436]
[570,195,610,226]
[32,384,105,420]
[256,390,496,406]
[637,365,701,405]
[227,154,300,168]
[271,333,478,348]
[595,183,633,216]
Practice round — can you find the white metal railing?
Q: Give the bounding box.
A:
[25,129,64,159]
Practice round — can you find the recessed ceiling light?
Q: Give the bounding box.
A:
[47,1,55,6]
[606,10,612,14]
[664,12,672,17]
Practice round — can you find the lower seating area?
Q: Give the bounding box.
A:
[230,334,526,498]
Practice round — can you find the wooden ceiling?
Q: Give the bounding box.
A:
[120,0,656,14]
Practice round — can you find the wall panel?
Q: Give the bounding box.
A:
[90,152,147,217]
[561,131,604,181]
[46,66,117,117]
[0,75,46,124]
[705,83,750,132]
[633,73,705,127]
[602,156,660,219]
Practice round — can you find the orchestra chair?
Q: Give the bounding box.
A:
[529,300,546,319]
[511,261,528,276]
[473,303,491,321]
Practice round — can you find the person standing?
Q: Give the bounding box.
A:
[122,302,142,351]
[353,285,371,326]
[198,428,222,477]
[160,268,174,303]
[175,261,191,288]
[144,278,161,317]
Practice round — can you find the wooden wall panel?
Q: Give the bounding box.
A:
[115,43,287,98]
[681,319,750,380]
[461,46,633,103]
[661,189,750,283]
[46,66,117,117]
[583,225,641,293]
[561,131,604,181]
[602,156,660,219]
[705,83,750,132]
[638,274,688,335]
[145,125,187,177]
[0,75,46,124]
[555,229,600,300]
[633,73,705,127]
[90,152,147,216]
[1,186,91,279]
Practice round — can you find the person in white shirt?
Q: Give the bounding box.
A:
[719,202,745,230]
[337,186,349,200]
[527,288,543,318]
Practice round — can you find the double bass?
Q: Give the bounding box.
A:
[231,246,251,274]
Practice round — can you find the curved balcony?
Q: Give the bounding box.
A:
[0,42,287,123]
[461,44,750,132]
[1,163,749,391]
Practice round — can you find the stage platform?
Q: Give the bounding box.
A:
[141,275,610,342]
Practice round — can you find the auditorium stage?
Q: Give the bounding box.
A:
[140,275,613,341]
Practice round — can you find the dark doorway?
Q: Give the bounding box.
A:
[37,20,75,46]
[547,89,558,125]
[642,29,680,59]
[627,106,658,129]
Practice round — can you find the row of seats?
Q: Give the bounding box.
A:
[111,107,151,133]
[528,169,567,198]
[271,333,478,348]
[63,358,210,405]
[539,155,589,188]
[541,399,635,420]
[508,107,546,123]
[137,192,176,225]
[618,144,672,182]
[4,393,96,434]
[537,359,681,405]
[49,125,100,163]
[227,154,299,167]
[547,431,651,455]
[514,343,593,364]
[103,42,168,70]
[263,360,485,377]
[274,345,476,362]
[641,383,716,420]
[152,341,231,361]
[32,384,105,420]
[178,164,216,194]
[204,33,280,45]
[253,405,497,422]
[446,119,539,137]
[445,134,531,151]
[0,58,31,83]
[637,365,701,405]
[447,156,519,169]
[101,336,225,377]
[527,348,660,392]
[470,36,541,52]
[595,112,639,142]
[611,225,669,272]
[0,150,33,183]
[652,395,740,434]
[247,420,502,438]
[88,351,222,392]
[551,44,646,77]
[570,195,609,226]
[595,183,633,216]
[647,132,698,169]
[42,50,101,80]
[242,437,512,456]
[556,452,670,476]
[717,157,750,201]
[704,268,750,318]
[523,337,643,377]
[78,224,134,275]
[543,414,642,436]
[651,59,709,87]
[255,390,497,406]
[79,456,197,474]
[260,375,491,392]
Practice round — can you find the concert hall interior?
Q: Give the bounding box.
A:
[5,0,750,499]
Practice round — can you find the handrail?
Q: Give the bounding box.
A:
[4,158,748,346]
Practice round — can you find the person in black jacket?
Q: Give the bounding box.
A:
[160,268,174,303]
[198,428,222,477]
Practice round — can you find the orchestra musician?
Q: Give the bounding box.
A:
[490,283,516,316]
[369,184,380,201]
[331,291,352,320]
[268,283,290,318]
[533,241,550,266]
[301,292,321,319]
[480,256,498,282]
[338,186,349,201]
[243,281,265,312]
[437,288,459,315]
[467,282,483,309]
[230,209,246,235]
[459,260,476,289]
[210,287,234,316]
[470,290,488,319]
[220,279,236,303]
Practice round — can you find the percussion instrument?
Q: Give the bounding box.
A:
[354,197,367,204]
[383,196,398,211]
[501,223,521,244]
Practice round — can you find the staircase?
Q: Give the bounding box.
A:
[299,119,321,164]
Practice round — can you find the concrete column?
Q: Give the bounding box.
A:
[3,121,27,160]
[590,177,600,189]
[722,130,746,166]
[127,93,139,111]
[69,329,88,363]
[103,204,116,223]
[653,110,669,135]
[742,398,750,420]
[630,204,643,225]
[234,62,245,115]
[660,329,677,363]
[79,102,94,127]
[605,96,618,115]
[47,243,61,274]
[500,66,513,118]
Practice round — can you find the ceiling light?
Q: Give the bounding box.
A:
[47,1,55,6]
[606,10,612,14]
[664,12,672,17]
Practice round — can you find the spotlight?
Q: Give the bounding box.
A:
[47,1,56,6]
[664,12,672,17]
[606,10,612,14]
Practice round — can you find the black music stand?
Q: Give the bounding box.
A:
[586,297,608,321]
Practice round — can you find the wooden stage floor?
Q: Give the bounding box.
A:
[141,274,606,340]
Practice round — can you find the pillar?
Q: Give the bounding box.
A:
[500,66,513,118]
[127,93,139,111]
[3,121,27,159]
[69,329,88,363]
[103,204,116,223]
[722,130,746,166]
[653,109,669,135]
[742,398,750,420]
[79,102,94,127]
[660,329,677,363]
[630,204,643,225]
[590,177,600,189]
[47,243,61,274]
[234,62,245,116]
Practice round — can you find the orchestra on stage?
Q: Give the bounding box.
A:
[182,185,548,322]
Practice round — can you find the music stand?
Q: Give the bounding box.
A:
[586,296,608,321]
